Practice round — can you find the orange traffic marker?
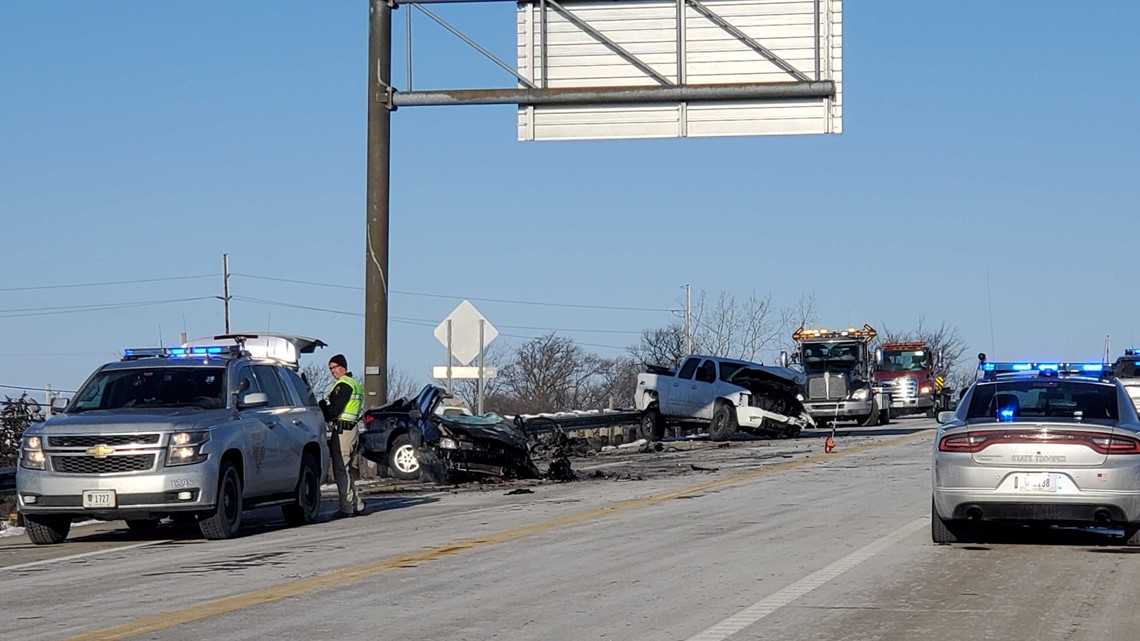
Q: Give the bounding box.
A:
[824,435,836,453]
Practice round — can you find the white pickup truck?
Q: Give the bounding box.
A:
[634,355,814,442]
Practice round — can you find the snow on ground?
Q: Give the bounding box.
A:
[0,519,102,539]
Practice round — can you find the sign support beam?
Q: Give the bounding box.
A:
[364,0,393,405]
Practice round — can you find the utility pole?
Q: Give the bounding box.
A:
[684,284,692,355]
[363,0,393,405]
[220,253,231,334]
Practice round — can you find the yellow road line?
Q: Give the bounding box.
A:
[64,430,931,641]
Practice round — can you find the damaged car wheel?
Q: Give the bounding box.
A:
[387,433,420,481]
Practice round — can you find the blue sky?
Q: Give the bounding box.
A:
[2,1,1139,398]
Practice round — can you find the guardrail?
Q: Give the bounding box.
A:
[0,467,15,494]
[514,409,643,435]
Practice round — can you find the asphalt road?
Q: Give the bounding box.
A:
[4,419,1140,641]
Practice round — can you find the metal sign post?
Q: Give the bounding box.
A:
[478,319,486,414]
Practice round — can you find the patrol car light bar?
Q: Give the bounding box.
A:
[980,361,1108,379]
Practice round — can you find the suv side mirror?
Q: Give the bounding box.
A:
[238,392,269,409]
[936,411,956,425]
[779,351,789,368]
[50,397,69,412]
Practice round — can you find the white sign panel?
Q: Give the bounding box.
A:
[432,366,499,380]
[517,0,842,141]
[434,300,499,367]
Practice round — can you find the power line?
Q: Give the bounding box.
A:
[0,274,215,293]
[0,383,77,394]
[234,296,646,335]
[232,272,674,313]
[0,297,215,319]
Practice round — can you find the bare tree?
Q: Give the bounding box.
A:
[630,323,687,368]
[881,317,971,391]
[486,334,615,414]
[634,290,816,367]
[2,394,42,467]
[301,361,335,399]
[443,342,511,411]
[386,367,422,402]
[302,362,422,405]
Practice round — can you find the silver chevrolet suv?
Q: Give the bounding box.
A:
[16,335,330,544]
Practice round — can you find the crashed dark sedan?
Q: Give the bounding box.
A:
[360,385,553,484]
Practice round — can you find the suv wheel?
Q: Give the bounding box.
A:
[25,515,71,545]
[282,453,321,526]
[199,461,243,540]
[388,434,420,481]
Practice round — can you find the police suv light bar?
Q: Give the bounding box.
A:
[122,345,243,361]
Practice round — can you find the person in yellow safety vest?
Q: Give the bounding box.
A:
[319,354,365,518]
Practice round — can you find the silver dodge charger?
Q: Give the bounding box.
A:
[932,361,1140,544]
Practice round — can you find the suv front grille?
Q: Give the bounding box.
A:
[49,434,161,447]
[51,455,156,474]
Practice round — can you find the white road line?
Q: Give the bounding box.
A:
[684,516,929,641]
[0,539,170,573]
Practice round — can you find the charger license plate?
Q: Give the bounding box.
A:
[1014,474,1058,493]
[82,490,116,508]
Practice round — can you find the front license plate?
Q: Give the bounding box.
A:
[1014,474,1058,493]
[82,490,116,508]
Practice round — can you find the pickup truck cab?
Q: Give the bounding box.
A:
[635,355,812,442]
[16,334,329,544]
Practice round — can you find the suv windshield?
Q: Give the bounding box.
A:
[965,379,1118,423]
[70,367,226,412]
[880,350,930,372]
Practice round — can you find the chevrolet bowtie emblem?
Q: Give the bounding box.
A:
[87,445,115,458]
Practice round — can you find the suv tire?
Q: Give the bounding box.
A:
[25,515,71,545]
[200,461,243,540]
[282,453,321,527]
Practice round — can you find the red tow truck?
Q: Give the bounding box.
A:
[872,342,953,419]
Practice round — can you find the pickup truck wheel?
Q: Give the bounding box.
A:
[387,434,421,481]
[25,515,71,545]
[878,407,891,425]
[199,461,243,540]
[638,406,665,442]
[709,404,736,442]
[282,453,321,527]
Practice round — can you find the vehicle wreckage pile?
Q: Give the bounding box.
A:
[361,372,816,486]
[361,386,584,485]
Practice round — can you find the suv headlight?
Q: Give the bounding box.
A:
[439,437,459,450]
[20,434,46,470]
[167,431,210,466]
[851,388,870,401]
